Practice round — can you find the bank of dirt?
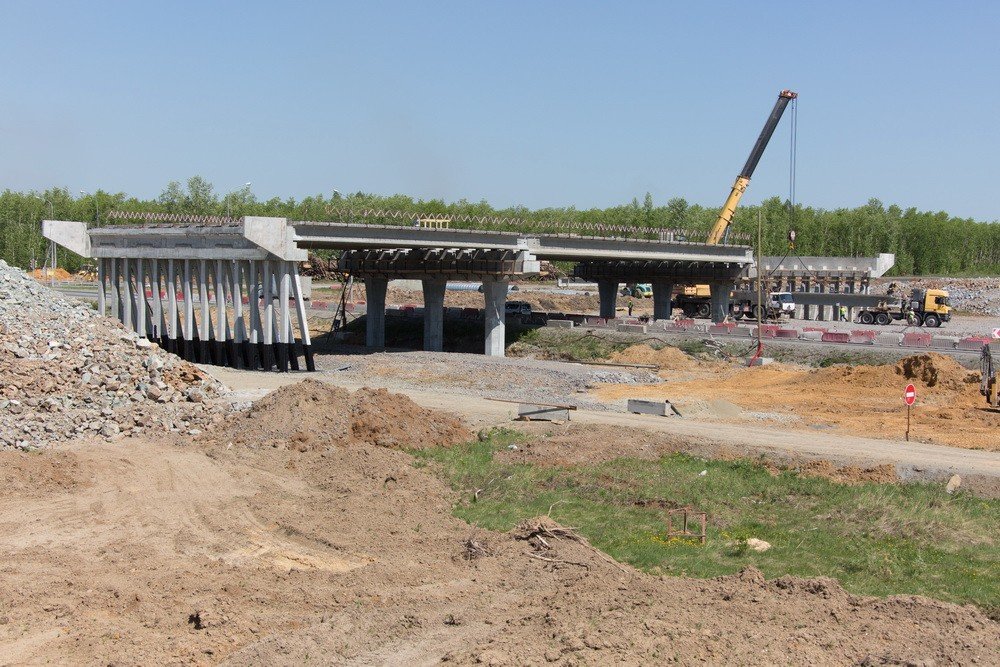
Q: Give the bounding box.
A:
[209,378,471,450]
[593,351,1000,451]
[0,381,996,664]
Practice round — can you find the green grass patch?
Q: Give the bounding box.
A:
[510,329,633,360]
[414,429,1000,616]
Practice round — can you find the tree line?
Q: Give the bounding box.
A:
[2,176,997,276]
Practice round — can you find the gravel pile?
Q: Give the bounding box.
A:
[0,261,224,450]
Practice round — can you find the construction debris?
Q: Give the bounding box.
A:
[0,261,223,450]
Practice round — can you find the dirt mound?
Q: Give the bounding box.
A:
[213,379,471,450]
[29,267,72,280]
[610,343,696,370]
[896,352,979,389]
[0,450,91,495]
[799,460,900,485]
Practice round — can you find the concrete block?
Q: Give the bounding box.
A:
[585,317,608,327]
[617,324,648,334]
[958,337,990,351]
[517,404,571,422]
[902,332,932,348]
[709,324,735,335]
[748,357,774,366]
[821,332,851,343]
[800,331,824,341]
[753,325,779,338]
[546,319,574,329]
[849,334,875,345]
[732,325,754,337]
[775,328,798,338]
[930,336,959,350]
[627,399,680,417]
[875,332,901,346]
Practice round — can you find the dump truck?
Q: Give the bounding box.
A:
[855,287,951,327]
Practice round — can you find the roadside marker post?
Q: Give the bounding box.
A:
[903,383,916,441]
[993,328,1000,339]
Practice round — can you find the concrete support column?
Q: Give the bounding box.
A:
[817,283,827,321]
[364,277,388,349]
[262,260,275,370]
[230,261,247,369]
[709,282,731,324]
[291,266,314,371]
[246,260,263,369]
[482,278,508,357]
[597,279,618,319]
[122,259,133,331]
[134,258,146,338]
[151,260,164,342]
[214,259,229,366]
[652,281,673,320]
[421,278,447,352]
[110,259,120,322]
[278,262,292,371]
[166,260,178,355]
[801,278,811,320]
[183,259,194,361]
[96,259,106,317]
[198,260,211,362]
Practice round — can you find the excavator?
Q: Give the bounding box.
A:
[673,89,798,318]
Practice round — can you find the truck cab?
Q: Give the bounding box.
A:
[772,292,795,315]
[912,288,951,327]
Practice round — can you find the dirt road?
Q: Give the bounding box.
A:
[206,365,1000,494]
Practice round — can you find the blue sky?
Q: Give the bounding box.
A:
[2,1,998,219]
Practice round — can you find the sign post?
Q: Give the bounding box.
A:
[903,383,916,441]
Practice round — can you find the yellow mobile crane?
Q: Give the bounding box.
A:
[674,90,798,318]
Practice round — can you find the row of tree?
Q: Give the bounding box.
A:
[1,177,997,276]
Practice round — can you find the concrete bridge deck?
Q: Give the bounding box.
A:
[44,215,755,368]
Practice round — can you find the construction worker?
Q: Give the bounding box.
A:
[627,298,634,316]
[839,305,848,322]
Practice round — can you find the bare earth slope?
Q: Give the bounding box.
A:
[0,382,996,665]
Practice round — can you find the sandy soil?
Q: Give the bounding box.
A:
[1,381,996,665]
[594,349,1000,452]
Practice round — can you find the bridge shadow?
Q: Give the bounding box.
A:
[310,314,539,356]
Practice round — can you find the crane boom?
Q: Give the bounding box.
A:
[705,89,797,245]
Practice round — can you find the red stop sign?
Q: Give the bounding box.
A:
[904,383,916,406]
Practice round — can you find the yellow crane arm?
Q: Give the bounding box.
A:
[706,176,750,244]
[705,89,797,245]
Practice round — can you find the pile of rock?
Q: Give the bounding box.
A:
[872,277,1000,316]
[0,261,225,450]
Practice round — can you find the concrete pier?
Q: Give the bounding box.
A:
[422,278,447,352]
[709,283,731,323]
[598,279,618,319]
[652,281,673,320]
[483,279,508,357]
[364,277,388,349]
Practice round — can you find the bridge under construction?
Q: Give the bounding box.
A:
[44,214,755,369]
